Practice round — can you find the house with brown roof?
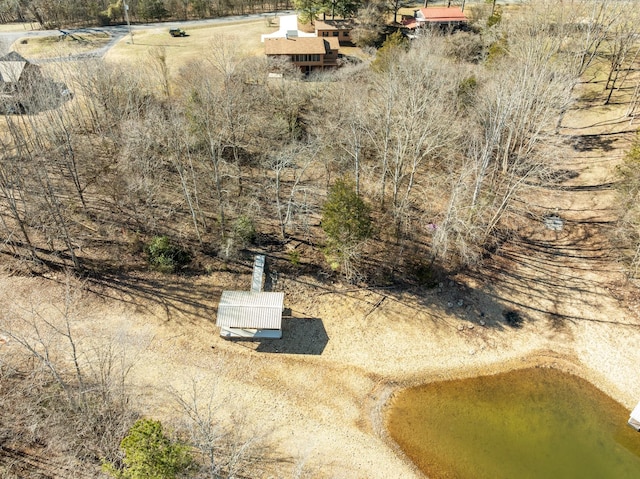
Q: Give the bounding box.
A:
[315,19,355,45]
[265,36,340,74]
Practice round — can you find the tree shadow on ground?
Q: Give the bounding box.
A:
[256,317,328,355]
[571,134,616,152]
[464,218,640,330]
[410,275,524,332]
[83,268,222,324]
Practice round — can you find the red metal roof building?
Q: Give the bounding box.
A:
[415,6,468,26]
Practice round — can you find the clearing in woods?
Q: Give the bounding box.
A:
[0,18,639,479]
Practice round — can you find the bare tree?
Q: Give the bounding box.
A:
[615,132,640,277]
[262,59,307,144]
[3,277,106,408]
[207,35,254,197]
[626,80,640,120]
[179,59,238,242]
[368,37,459,238]
[0,136,39,262]
[166,111,207,244]
[330,83,373,197]
[433,27,574,264]
[70,60,153,138]
[114,109,170,234]
[569,0,621,77]
[27,75,90,212]
[171,372,267,479]
[265,143,314,240]
[148,46,172,99]
[0,275,146,464]
[602,10,640,104]
[1,98,82,269]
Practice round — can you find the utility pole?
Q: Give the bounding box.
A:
[123,0,134,44]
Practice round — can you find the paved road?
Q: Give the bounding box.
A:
[0,11,293,60]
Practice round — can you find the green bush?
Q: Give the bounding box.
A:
[233,215,256,247]
[457,75,478,110]
[287,249,300,266]
[321,178,373,280]
[487,5,503,28]
[371,30,408,73]
[322,179,372,249]
[486,35,508,64]
[103,419,194,479]
[146,236,191,273]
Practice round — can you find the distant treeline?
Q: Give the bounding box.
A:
[0,0,294,28]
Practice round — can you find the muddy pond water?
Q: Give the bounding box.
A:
[387,368,640,479]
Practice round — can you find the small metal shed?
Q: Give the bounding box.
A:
[216,291,284,339]
[629,402,640,431]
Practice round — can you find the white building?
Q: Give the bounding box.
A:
[216,290,284,339]
[216,255,285,339]
[629,401,640,431]
[261,15,316,42]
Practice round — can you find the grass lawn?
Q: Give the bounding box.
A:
[105,20,276,77]
[14,32,111,58]
[0,22,39,32]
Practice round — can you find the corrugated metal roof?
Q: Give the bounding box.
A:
[216,291,284,329]
[419,7,467,22]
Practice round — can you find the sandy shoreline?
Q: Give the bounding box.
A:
[1,262,639,479]
[375,347,640,479]
[134,271,640,478]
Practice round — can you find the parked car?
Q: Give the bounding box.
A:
[169,28,186,37]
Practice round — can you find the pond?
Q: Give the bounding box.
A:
[387,368,640,479]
